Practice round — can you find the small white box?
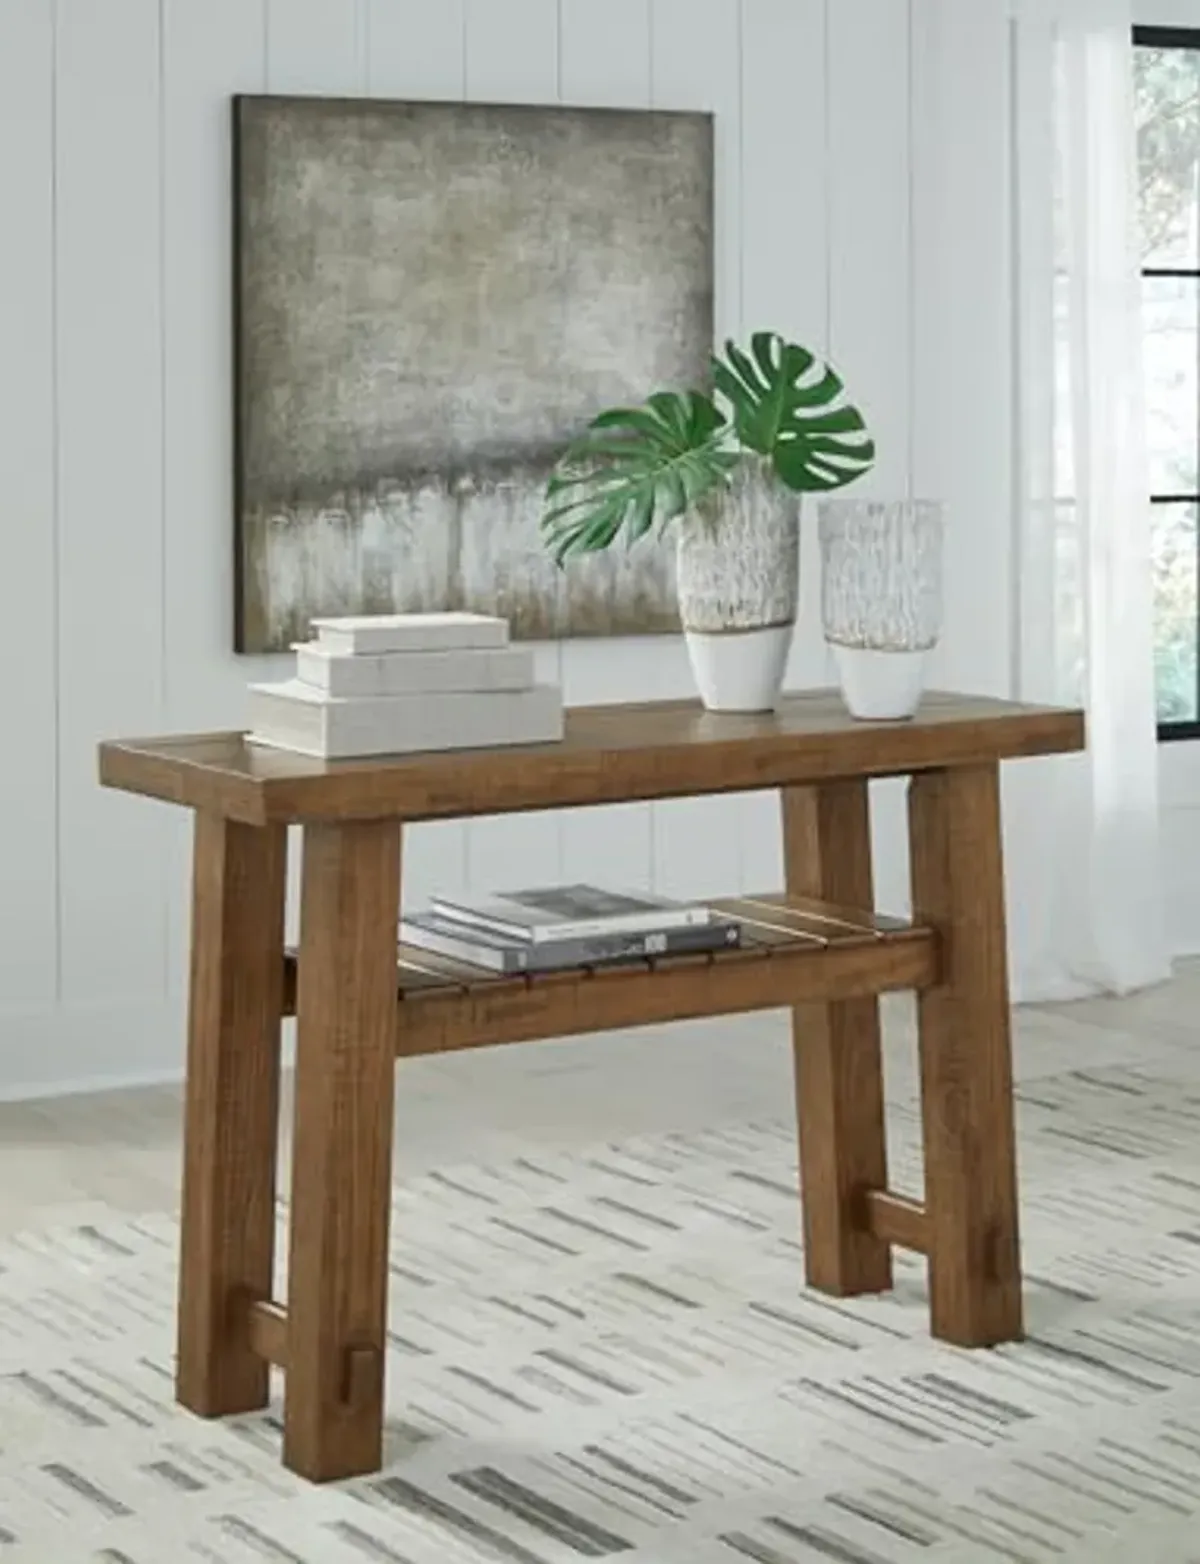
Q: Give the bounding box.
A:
[246,680,563,759]
[293,642,535,698]
[310,612,509,656]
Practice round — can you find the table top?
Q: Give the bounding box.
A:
[97,689,1085,826]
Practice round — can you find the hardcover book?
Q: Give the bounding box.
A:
[428,884,714,945]
[293,642,535,699]
[401,911,740,973]
[246,680,562,759]
[310,612,510,656]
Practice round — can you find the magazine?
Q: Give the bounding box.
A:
[428,884,713,945]
[401,910,740,973]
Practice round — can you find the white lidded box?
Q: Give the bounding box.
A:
[246,679,563,760]
[293,641,535,699]
[310,611,509,656]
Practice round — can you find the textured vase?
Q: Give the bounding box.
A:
[818,499,944,721]
[676,461,800,713]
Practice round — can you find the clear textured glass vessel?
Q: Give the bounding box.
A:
[818,499,945,720]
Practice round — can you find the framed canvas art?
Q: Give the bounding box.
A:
[232,95,714,652]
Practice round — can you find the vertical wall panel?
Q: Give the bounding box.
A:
[559,0,651,106]
[556,0,656,889]
[163,0,267,738]
[461,0,565,894]
[366,0,466,98]
[828,0,912,498]
[161,0,267,998]
[266,0,364,93]
[649,0,746,898]
[364,0,470,906]
[912,0,1013,698]
[464,0,559,101]
[0,0,58,1005]
[264,1,368,936]
[738,0,830,892]
[827,0,915,920]
[56,0,167,1001]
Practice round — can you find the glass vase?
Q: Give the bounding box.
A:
[818,499,945,720]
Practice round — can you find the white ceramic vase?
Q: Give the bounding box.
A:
[832,645,928,722]
[818,499,945,722]
[676,460,800,713]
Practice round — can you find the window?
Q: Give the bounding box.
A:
[1135,28,1200,738]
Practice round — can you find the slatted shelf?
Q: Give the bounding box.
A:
[281,893,938,1056]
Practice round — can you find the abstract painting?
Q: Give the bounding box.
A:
[232,95,714,652]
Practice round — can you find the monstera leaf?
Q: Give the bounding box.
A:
[541,391,737,565]
[711,331,875,493]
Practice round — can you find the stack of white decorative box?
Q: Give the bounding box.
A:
[246,612,563,759]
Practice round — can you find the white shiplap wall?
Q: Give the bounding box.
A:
[0,0,1015,1097]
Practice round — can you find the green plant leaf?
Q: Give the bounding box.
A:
[541,390,736,565]
[711,330,875,494]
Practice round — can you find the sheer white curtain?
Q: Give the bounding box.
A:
[1006,0,1170,998]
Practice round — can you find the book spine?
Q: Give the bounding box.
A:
[429,901,707,945]
[513,921,740,971]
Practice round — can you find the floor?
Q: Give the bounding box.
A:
[3,966,1200,1561]
[4,965,1198,1240]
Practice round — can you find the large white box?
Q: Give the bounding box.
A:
[310,612,509,656]
[293,642,535,698]
[246,679,563,759]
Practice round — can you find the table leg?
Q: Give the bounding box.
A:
[782,781,892,1296]
[177,813,286,1417]
[908,764,1023,1346]
[283,819,401,1482]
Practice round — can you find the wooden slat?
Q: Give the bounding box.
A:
[394,947,503,993]
[734,894,915,938]
[394,954,463,992]
[281,894,940,1043]
[393,934,937,1056]
[864,1190,929,1254]
[645,951,717,974]
[712,900,829,949]
[97,692,1086,826]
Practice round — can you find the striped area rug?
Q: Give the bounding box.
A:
[6,1054,1200,1561]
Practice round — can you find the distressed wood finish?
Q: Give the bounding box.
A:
[783,781,893,1297]
[909,764,1023,1347]
[176,813,286,1418]
[284,819,403,1482]
[246,1298,289,1369]
[99,690,1084,1482]
[97,690,1086,825]
[279,892,937,1055]
[865,1190,930,1255]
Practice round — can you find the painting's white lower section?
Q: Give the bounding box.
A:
[684,624,795,713]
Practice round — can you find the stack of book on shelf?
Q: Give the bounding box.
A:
[400,884,743,974]
[246,612,563,758]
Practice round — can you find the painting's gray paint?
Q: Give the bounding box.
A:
[234,95,714,651]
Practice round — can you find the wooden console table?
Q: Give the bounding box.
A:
[98,690,1084,1484]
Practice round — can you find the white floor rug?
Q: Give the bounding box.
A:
[6,1053,1200,1562]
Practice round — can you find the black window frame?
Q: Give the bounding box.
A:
[1136,24,1200,741]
